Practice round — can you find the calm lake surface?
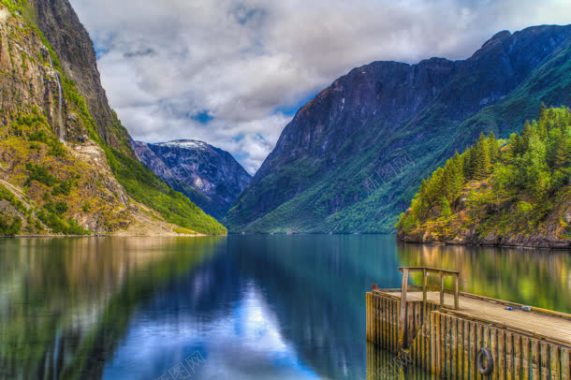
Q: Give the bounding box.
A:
[0,235,569,379]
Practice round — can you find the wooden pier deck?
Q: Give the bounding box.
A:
[389,291,571,347]
[366,267,571,379]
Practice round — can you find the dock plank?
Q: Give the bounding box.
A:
[380,291,571,346]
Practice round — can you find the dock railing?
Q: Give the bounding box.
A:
[398,266,460,350]
[399,266,460,310]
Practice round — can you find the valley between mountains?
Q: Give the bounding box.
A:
[0,0,569,248]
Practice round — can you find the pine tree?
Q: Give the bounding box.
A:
[522,134,550,200]
[473,133,491,179]
[487,133,500,163]
[439,196,452,218]
[464,146,477,179]
[553,130,569,169]
[442,152,465,205]
[521,121,535,149]
[510,132,524,156]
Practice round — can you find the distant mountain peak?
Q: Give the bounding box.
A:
[134,140,251,219]
[155,139,210,150]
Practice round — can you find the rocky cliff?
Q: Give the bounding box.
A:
[0,0,225,235]
[134,140,251,219]
[30,0,126,149]
[225,25,571,233]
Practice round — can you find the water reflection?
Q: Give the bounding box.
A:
[0,237,223,379]
[103,235,402,379]
[398,243,571,313]
[0,236,569,380]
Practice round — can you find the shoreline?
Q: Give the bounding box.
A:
[397,234,571,251]
[1,232,218,239]
[3,233,568,250]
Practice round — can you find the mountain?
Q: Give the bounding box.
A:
[397,107,570,248]
[225,25,571,234]
[134,140,251,219]
[0,0,225,235]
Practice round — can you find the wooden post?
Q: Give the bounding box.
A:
[454,275,459,310]
[539,342,548,380]
[531,339,539,379]
[498,330,506,380]
[399,268,409,350]
[422,269,428,323]
[423,269,428,305]
[506,332,513,380]
[439,271,445,308]
[561,348,569,380]
[549,344,559,380]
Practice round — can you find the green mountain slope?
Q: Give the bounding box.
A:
[397,107,570,248]
[0,0,225,235]
[225,26,571,234]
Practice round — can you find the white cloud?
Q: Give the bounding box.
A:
[69,0,571,174]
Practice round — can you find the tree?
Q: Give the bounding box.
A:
[521,134,550,200]
[472,133,492,179]
[464,146,476,179]
[439,196,452,218]
[553,129,569,169]
[510,132,524,157]
[487,132,500,163]
[442,152,465,205]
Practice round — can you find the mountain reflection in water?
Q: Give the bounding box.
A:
[0,235,569,379]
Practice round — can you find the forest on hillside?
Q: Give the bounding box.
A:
[398,106,571,246]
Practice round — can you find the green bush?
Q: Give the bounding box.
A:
[37,209,88,235]
[45,201,68,216]
[51,179,73,196]
[0,214,21,236]
[25,163,56,187]
[27,130,49,143]
[48,140,66,158]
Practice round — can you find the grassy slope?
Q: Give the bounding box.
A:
[228,43,571,234]
[106,148,226,234]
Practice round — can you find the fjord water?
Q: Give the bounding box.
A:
[0,236,569,379]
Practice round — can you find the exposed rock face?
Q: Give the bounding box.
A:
[0,2,129,234]
[226,25,571,233]
[0,1,225,235]
[30,0,131,151]
[134,140,251,219]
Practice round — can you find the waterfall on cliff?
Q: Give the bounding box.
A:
[54,72,64,141]
[48,55,65,141]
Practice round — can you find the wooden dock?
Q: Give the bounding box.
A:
[366,267,571,379]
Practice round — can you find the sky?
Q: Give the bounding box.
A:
[69,0,571,174]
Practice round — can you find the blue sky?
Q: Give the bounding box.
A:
[70,0,571,174]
